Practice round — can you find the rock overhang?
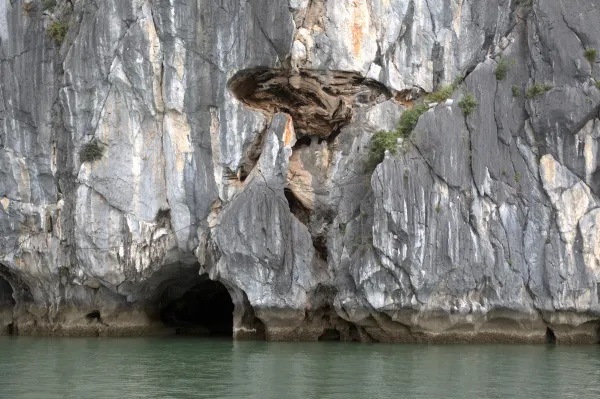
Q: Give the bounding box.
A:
[228,68,392,137]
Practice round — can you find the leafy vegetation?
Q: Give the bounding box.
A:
[511,85,521,97]
[423,74,467,104]
[596,81,600,89]
[458,93,477,115]
[46,22,68,44]
[397,104,429,137]
[514,172,521,184]
[584,48,597,64]
[366,104,430,170]
[42,0,57,11]
[367,130,401,170]
[79,140,104,163]
[425,85,455,103]
[495,57,509,81]
[524,83,552,99]
[366,73,469,171]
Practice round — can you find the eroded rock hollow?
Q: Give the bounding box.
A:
[228,68,392,137]
[159,277,234,336]
[0,276,15,334]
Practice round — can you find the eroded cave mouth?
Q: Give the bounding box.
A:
[160,278,234,337]
[546,327,557,345]
[228,68,391,137]
[0,277,14,305]
[0,276,15,335]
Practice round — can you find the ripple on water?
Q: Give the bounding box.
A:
[1,337,599,399]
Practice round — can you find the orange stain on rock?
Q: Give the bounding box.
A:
[453,0,464,35]
[350,0,365,58]
[284,115,295,146]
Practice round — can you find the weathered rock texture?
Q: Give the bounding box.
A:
[1,0,599,343]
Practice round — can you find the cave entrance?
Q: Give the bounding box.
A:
[160,277,234,337]
[0,275,15,335]
[546,327,556,344]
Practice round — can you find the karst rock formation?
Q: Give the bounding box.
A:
[1,0,600,343]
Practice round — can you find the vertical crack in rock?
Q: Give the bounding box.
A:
[235,289,266,340]
[236,124,268,182]
[545,326,557,344]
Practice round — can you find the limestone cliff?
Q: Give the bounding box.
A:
[1,0,599,343]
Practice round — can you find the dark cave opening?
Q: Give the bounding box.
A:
[160,278,234,337]
[0,277,14,306]
[318,328,341,341]
[284,188,310,225]
[85,310,104,324]
[546,327,557,344]
[283,189,329,261]
[349,325,361,342]
[0,276,15,335]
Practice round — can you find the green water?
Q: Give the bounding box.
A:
[1,337,599,398]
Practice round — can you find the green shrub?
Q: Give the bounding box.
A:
[397,104,429,137]
[46,21,68,44]
[458,93,477,115]
[367,130,401,169]
[511,85,521,97]
[495,57,509,81]
[584,48,597,63]
[425,85,455,103]
[524,83,552,99]
[424,75,465,104]
[42,0,57,11]
[79,140,104,163]
[366,104,429,171]
[596,81,600,89]
[514,172,521,183]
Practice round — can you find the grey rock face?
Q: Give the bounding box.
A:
[1,0,599,342]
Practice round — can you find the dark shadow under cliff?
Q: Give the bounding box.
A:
[159,277,234,337]
[0,275,15,335]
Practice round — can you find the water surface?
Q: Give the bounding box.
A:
[1,337,599,398]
